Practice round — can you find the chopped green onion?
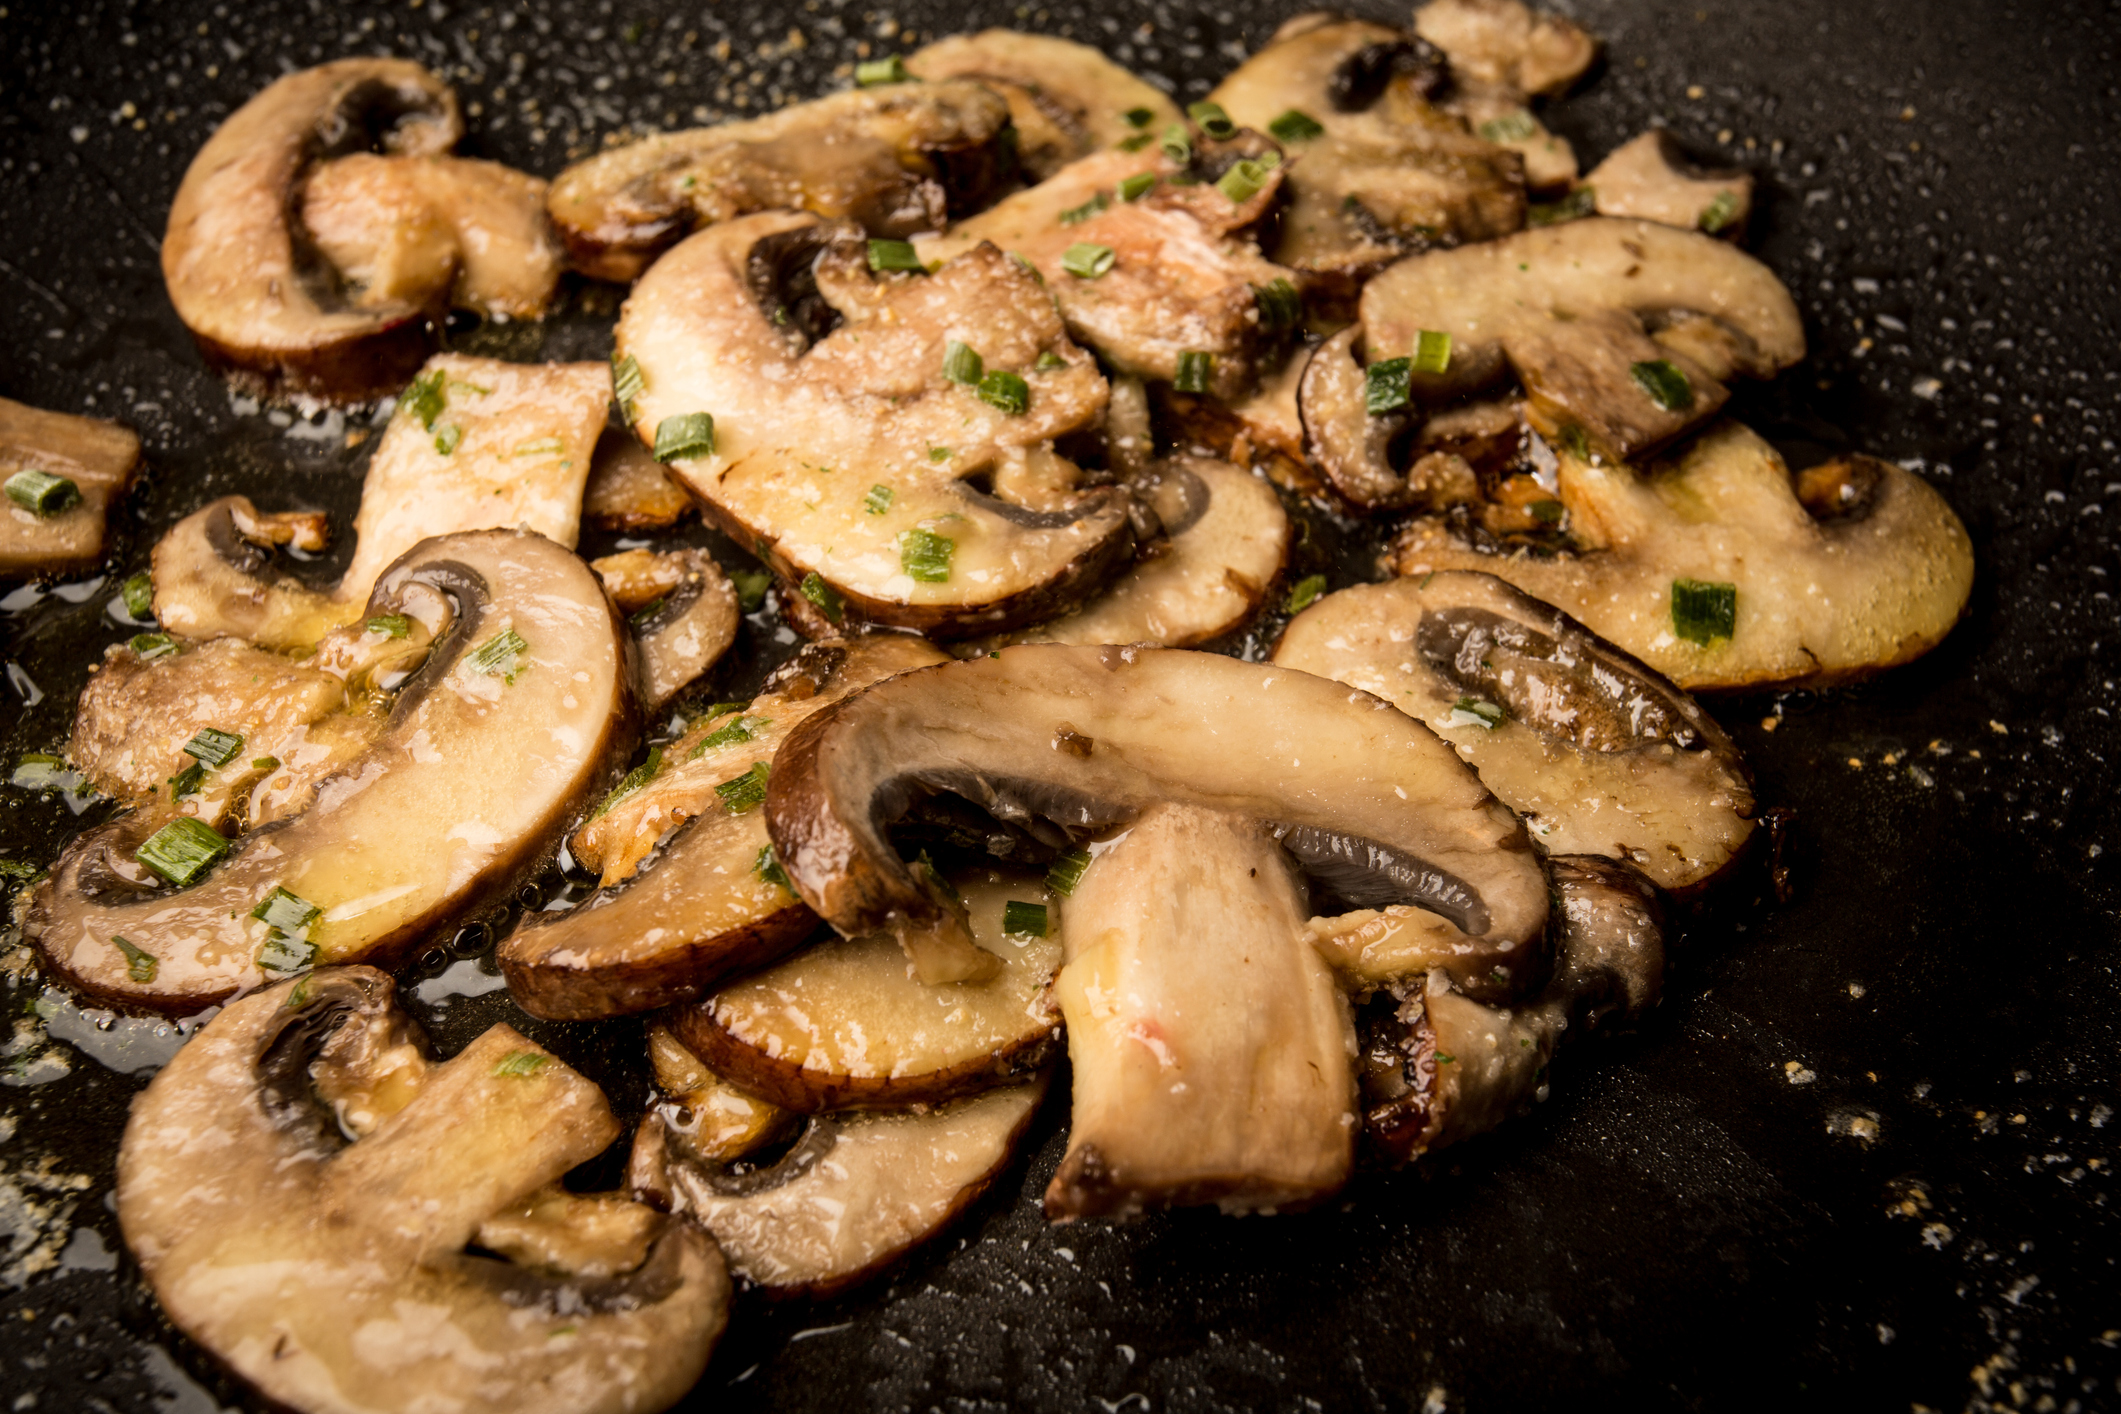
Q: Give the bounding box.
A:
[1061,242,1116,279]
[754,844,793,893]
[1527,186,1596,227]
[1059,191,1110,225]
[596,745,665,815]
[1117,132,1154,152]
[1412,329,1453,374]
[715,761,771,814]
[1529,499,1565,525]
[366,614,410,639]
[1173,350,1214,394]
[283,975,316,1009]
[1216,159,1271,204]
[1435,1051,1457,1065]
[5,468,80,515]
[492,1050,551,1078]
[694,715,771,754]
[0,858,41,884]
[1124,106,1154,128]
[136,817,230,887]
[928,445,953,461]
[799,571,844,624]
[1159,123,1191,165]
[121,571,154,619]
[1286,574,1327,614]
[942,340,984,385]
[12,755,73,791]
[251,756,280,772]
[1478,111,1539,143]
[1267,107,1324,143]
[1671,578,1737,645]
[130,632,179,661]
[167,762,204,798]
[730,568,770,612]
[693,701,751,723]
[1118,171,1158,202]
[183,728,244,768]
[257,933,317,974]
[1187,100,1235,139]
[855,55,909,86]
[610,353,645,424]
[1044,848,1091,897]
[402,368,447,429]
[1699,189,1742,233]
[513,437,566,459]
[1002,900,1049,938]
[467,627,529,683]
[1552,424,1595,462]
[867,238,924,273]
[1035,351,1067,371]
[1253,277,1302,331]
[652,412,717,462]
[863,483,895,515]
[977,370,1030,415]
[113,935,157,984]
[899,528,956,583]
[1630,359,1695,412]
[433,422,463,456]
[251,885,322,935]
[1449,697,1507,729]
[1365,357,1412,415]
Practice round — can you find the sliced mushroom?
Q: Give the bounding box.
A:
[1275,572,1755,893]
[1586,131,1755,239]
[546,83,1016,283]
[118,968,726,1414]
[584,426,695,531]
[1158,347,1327,501]
[0,397,142,579]
[618,212,1137,636]
[632,1078,1045,1297]
[29,529,631,1011]
[499,636,949,1021]
[1046,802,1357,1218]
[1389,421,1977,690]
[591,548,740,710]
[148,496,341,647]
[646,1022,798,1163]
[1298,325,1506,511]
[1443,80,1578,192]
[1413,0,1601,98]
[669,868,1062,1111]
[906,30,1184,181]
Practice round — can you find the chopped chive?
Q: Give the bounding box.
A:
[977,370,1030,415]
[1059,190,1110,225]
[715,761,771,813]
[1173,350,1214,394]
[1699,189,1742,233]
[1552,423,1595,462]
[1159,123,1191,165]
[251,885,322,935]
[130,632,179,661]
[366,614,410,638]
[1478,111,1539,143]
[1187,100,1235,139]
[942,340,984,385]
[467,627,529,683]
[694,715,771,754]
[1449,697,1507,729]
[121,571,154,619]
[1118,171,1158,202]
[899,528,956,583]
[1267,107,1324,143]
[183,728,244,768]
[251,756,280,771]
[863,483,895,515]
[630,594,666,627]
[433,422,463,456]
[1435,1051,1457,1064]
[596,745,665,815]
[754,844,793,893]
[1412,329,1453,374]
[492,1050,551,1078]
[610,353,645,424]
[1527,186,1596,227]
[692,701,751,724]
[1061,242,1116,279]
[1253,277,1302,331]
[1117,132,1154,152]
[112,935,157,984]
[1630,359,1695,412]
[652,412,717,462]
[1044,848,1091,897]
[730,568,770,612]
[799,571,844,624]
[1365,357,1413,414]
[1035,351,1067,371]
[866,238,924,273]
[136,817,230,887]
[928,445,953,461]
[855,55,909,85]
[256,933,317,974]
[5,468,81,515]
[1216,159,1271,204]
[167,762,204,798]
[513,437,566,458]
[1123,106,1154,128]
[402,368,447,429]
[1286,574,1327,614]
[1529,499,1565,525]
[1002,899,1049,938]
[1671,578,1737,645]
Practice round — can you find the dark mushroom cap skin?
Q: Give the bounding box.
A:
[0,396,142,580]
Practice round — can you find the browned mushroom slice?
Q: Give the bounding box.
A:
[591,548,739,710]
[584,427,695,531]
[1389,422,1977,690]
[1444,81,1578,192]
[0,398,141,579]
[1159,349,1326,501]
[28,530,631,1012]
[147,497,341,647]
[1275,572,1755,893]
[1587,132,1755,239]
[498,636,949,1021]
[645,1022,798,1164]
[1297,326,1502,511]
[118,968,727,1414]
[546,82,1016,283]
[1413,0,1601,98]
[669,869,1062,1111]
[1046,803,1357,1218]
[632,1078,1045,1297]
[618,212,1136,637]
[906,31,1183,180]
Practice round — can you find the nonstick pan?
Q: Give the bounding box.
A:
[2,1,2118,1409]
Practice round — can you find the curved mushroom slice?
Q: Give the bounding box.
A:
[670,869,1062,1111]
[634,1079,1045,1297]
[1586,131,1754,239]
[547,83,1016,283]
[906,31,1183,180]
[620,212,1137,636]
[28,530,630,1012]
[1389,421,1977,690]
[1361,855,1661,1164]
[584,426,694,531]
[764,644,1549,990]
[591,548,739,709]
[119,968,726,1414]
[1275,573,1754,892]
[148,497,341,647]
[646,1022,798,1164]
[0,398,141,579]
[498,636,949,1021]
[1298,326,1513,512]
[1046,803,1357,1219]
[1159,348,1326,501]
[1413,0,1601,98]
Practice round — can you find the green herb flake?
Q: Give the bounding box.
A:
[1435,1051,1457,1064]
[1118,171,1158,202]
[130,632,180,662]
[1002,899,1049,938]
[366,614,411,639]
[433,422,463,456]
[257,933,318,975]
[513,437,566,459]
[899,527,956,583]
[610,354,645,424]
[1630,359,1695,412]
[492,1050,551,1078]
[183,728,244,769]
[1527,186,1596,227]
[1061,242,1116,279]
[942,340,984,385]
[1286,574,1327,615]
[1412,328,1453,375]
[866,238,924,273]
[1450,697,1507,729]
[121,571,154,619]
[1670,578,1737,645]
[251,756,280,772]
[1159,123,1191,165]
[597,745,665,815]
[1117,132,1154,152]
[1267,107,1325,143]
[1478,110,1539,143]
[113,935,158,984]
[167,762,204,799]
[1059,190,1110,225]
[854,55,909,86]
[628,596,667,629]
[283,975,315,1010]
[1253,277,1302,331]
[754,845,792,893]
[0,858,41,884]
[715,761,772,814]
[977,370,1030,415]
[1365,357,1413,415]
[136,817,231,887]
[799,571,844,624]
[1123,105,1155,128]
[1216,159,1270,204]
[402,368,447,429]
[928,446,953,462]
[1035,351,1067,371]
[467,627,529,683]
[694,715,771,755]
[863,483,895,515]
[1553,423,1595,462]
[730,568,771,612]
[1699,189,1742,234]
[1529,499,1565,525]
[1044,848,1092,897]
[652,411,717,463]
[1186,100,1235,139]
[1173,350,1214,394]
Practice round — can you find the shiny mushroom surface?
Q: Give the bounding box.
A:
[0,397,142,579]
[1412,0,1601,98]
[584,425,696,532]
[591,547,740,710]
[1586,131,1755,239]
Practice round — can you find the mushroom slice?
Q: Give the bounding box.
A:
[1350,217,1805,462]
[646,1023,799,1164]
[591,548,739,710]
[906,31,1183,180]
[584,426,695,531]
[546,83,1016,283]
[118,968,726,1414]
[1361,855,1662,1163]
[764,644,1549,990]
[498,636,949,1021]
[1444,80,1578,193]
[0,397,141,579]
[1413,0,1601,98]
[1586,131,1755,239]
[148,496,341,647]
[1046,803,1357,1218]
[1159,348,1325,501]
[28,529,630,1011]
[669,868,1062,1111]
[1297,325,1505,512]
[619,212,1136,637]
[633,1078,1046,1297]
[1389,421,1977,689]
[1275,572,1755,893]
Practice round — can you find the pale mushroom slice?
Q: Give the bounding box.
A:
[1442,79,1578,193]
[584,426,694,531]
[1389,421,1977,690]
[1412,0,1601,98]
[498,636,949,1021]
[0,397,141,579]
[1586,131,1755,239]
[763,644,1550,993]
[27,529,631,1012]
[546,82,1017,283]
[1046,802,1358,1219]
[618,211,1137,637]
[669,869,1063,1111]
[590,548,740,710]
[118,968,727,1414]
[905,30,1183,180]
[1275,572,1755,893]
[147,496,342,648]
[631,1078,1046,1297]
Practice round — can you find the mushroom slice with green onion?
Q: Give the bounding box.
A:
[118,968,727,1414]
[1296,325,1501,511]
[1445,83,1578,193]
[0,397,142,580]
[1389,421,1976,690]
[584,426,695,532]
[1412,0,1601,98]
[1275,572,1755,893]
[28,530,631,1012]
[617,212,1136,637]
[498,637,949,1021]
[591,548,740,710]
[1586,131,1755,239]
[545,83,1017,283]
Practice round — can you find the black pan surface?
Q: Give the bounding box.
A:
[2,1,2118,1410]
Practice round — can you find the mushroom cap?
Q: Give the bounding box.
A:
[0,396,142,580]
[1412,0,1602,98]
